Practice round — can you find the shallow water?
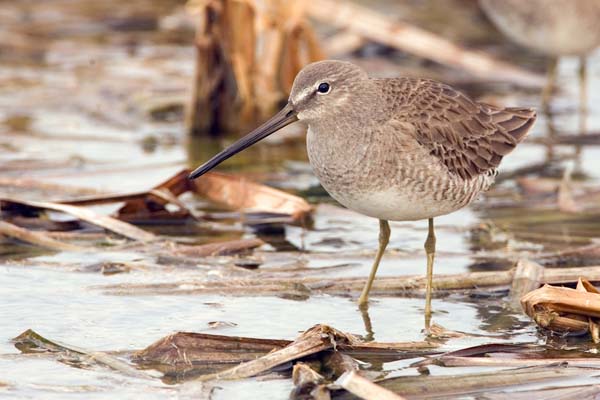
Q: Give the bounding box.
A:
[2,0,600,398]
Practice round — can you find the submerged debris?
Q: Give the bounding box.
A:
[12,324,600,398]
[12,329,153,380]
[291,362,330,400]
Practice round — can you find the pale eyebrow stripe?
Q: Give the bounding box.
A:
[298,86,314,101]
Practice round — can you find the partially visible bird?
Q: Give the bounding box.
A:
[480,0,600,131]
[189,60,536,329]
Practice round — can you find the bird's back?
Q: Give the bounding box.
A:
[378,77,536,180]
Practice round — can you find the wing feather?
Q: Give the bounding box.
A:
[380,78,536,179]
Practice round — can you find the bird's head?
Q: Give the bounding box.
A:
[289,60,368,122]
[188,60,368,180]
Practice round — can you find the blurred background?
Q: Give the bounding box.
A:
[2,0,600,399]
[2,0,598,190]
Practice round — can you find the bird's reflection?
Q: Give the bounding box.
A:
[358,302,375,342]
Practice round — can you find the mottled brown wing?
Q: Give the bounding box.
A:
[386,78,536,180]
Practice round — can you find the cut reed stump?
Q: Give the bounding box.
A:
[185,0,323,137]
[509,259,544,309]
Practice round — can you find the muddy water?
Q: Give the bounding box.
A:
[2,0,600,399]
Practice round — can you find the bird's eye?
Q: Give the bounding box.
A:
[317,82,330,94]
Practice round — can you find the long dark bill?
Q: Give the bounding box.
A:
[188,102,298,180]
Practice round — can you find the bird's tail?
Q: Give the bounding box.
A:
[491,106,537,144]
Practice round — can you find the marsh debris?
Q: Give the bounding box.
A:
[4,0,600,398]
[0,168,310,259]
[99,262,600,299]
[522,278,600,342]
[331,365,597,400]
[132,324,437,383]
[12,329,152,380]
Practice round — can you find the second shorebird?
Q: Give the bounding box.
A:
[480,0,600,130]
[189,60,536,328]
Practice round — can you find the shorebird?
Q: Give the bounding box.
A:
[189,60,536,328]
[480,0,600,131]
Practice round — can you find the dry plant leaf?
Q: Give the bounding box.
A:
[61,169,312,224]
[510,259,544,309]
[196,324,361,381]
[414,342,600,369]
[190,170,312,222]
[133,331,290,368]
[521,279,600,342]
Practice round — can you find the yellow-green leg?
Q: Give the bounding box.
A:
[574,56,588,168]
[541,57,558,116]
[358,219,390,307]
[543,58,559,161]
[579,56,588,135]
[424,218,436,330]
[359,305,375,342]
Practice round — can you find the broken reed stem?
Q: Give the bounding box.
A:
[510,259,544,309]
[372,366,589,398]
[1,197,156,242]
[439,356,600,368]
[0,220,86,252]
[196,324,345,381]
[103,265,600,297]
[186,1,223,135]
[338,371,407,400]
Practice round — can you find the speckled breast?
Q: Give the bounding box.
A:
[306,126,494,222]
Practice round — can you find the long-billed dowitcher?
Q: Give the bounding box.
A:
[189,60,536,328]
[480,0,600,130]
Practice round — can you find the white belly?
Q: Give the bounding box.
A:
[326,186,464,222]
